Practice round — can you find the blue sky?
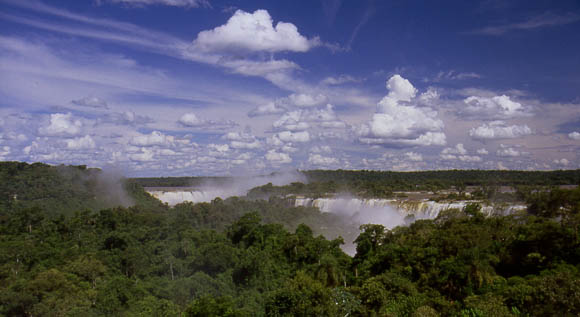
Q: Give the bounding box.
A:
[0,0,579,176]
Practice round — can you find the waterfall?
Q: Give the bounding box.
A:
[147,189,240,206]
[294,197,526,220]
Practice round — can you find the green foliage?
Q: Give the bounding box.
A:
[1,162,579,315]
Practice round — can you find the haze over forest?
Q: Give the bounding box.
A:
[1,0,579,176]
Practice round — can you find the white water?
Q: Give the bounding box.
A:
[148,189,244,205]
[294,197,526,223]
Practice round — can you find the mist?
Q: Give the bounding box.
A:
[56,165,134,209]
[303,195,410,256]
[149,170,307,205]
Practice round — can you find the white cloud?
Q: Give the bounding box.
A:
[357,75,445,147]
[273,111,310,131]
[104,0,209,8]
[442,143,467,155]
[178,113,205,126]
[272,105,346,132]
[281,144,298,153]
[265,149,291,164]
[131,131,174,147]
[477,148,489,155]
[321,74,361,85]
[458,155,482,162]
[462,95,531,119]
[178,112,237,129]
[129,148,155,162]
[0,146,10,160]
[192,9,316,53]
[71,96,109,109]
[497,145,522,157]
[285,93,328,108]
[230,140,262,149]
[440,154,457,161]
[248,102,286,117]
[308,153,338,166]
[440,145,482,162]
[405,152,423,162]
[208,143,230,154]
[276,130,310,143]
[38,113,82,136]
[568,131,580,140]
[66,135,96,150]
[469,122,532,140]
[311,145,331,153]
[440,144,481,162]
[266,135,284,147]
[553,158,569,166]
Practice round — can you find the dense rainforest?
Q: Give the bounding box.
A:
[1,161,580,316]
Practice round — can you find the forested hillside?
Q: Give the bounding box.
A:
[1,162,579,316]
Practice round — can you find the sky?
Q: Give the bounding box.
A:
[0,0,579,176]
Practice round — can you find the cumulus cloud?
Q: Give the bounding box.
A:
[131,131,174,147]
[458,155,482,162]
[405,152,423,162]
[442,143,468,155]
[192,9,316,53]
[462,95,531,119]
[496,144,525,157]
[178,113,205,126]
[357,75,446,147]
[178,112,237,129]
[568,131,580,140]
[248,102,286,117]
[311,145,332,153]
[38,113,83,136]
[272,105,346,132]
[265,149,292,164]
[128,148,155,162]
[553,158,569,166]
[477,148,489,155]
[0,146,11,160]
[71,96,109,109]
[224,131,263,149]
[273,111,310,131]
[208,143,230,155]
[308,153,338,166]
[469,121,532,140]
[66,135,96,150]
[102,111,153,125]
[281,144,298,153]
[439,143,481,162]
[276,130,310,143]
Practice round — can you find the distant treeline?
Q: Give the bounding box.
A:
[304,169,580,188]
[132,169,580,188]
[131,176,233,188]
[131,169,580,199]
